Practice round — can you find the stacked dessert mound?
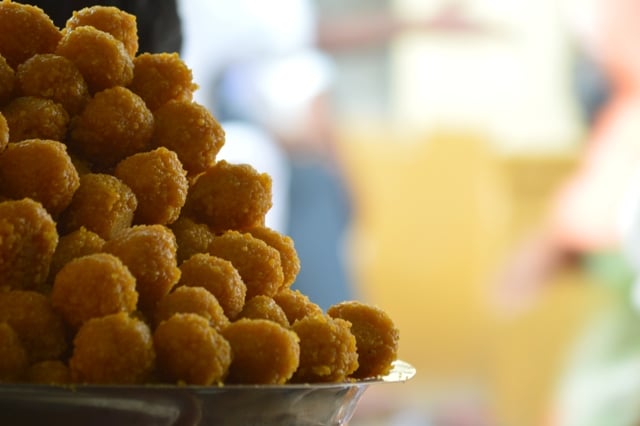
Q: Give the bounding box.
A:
[0,1,399,386]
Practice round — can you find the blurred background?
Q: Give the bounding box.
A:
[179,0,640,424]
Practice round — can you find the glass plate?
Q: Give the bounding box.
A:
[0,360,415,426]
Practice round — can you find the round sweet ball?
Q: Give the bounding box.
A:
[56,25,133,94]
[114,147,188,226]
[0,290,68,363]
[51,253,138,329]
[68,86,153,169]
[0,139,79,218]
[152,100,224,177]
[0,1,61,69]
[237,295,289,328]
[177,252,246,320]
[27,360,71,385]
[222,318,300,385]
[0,198,58,291]
[130,53,196,111]
[16,53,90,116]
[153,313,231,385]
[65,5,139,58]
[248,226,300,288]
[70,312,155,384]
[2,97,69,143]
[0,322,28,383]
[327,301,399,379]
[207,230,284,301]
[291,314,359,383]
[58,173,137,240]
[102,224,180,314]
[184,161,272,233]
[154,286,229,332]
[169,217,216,264]
[272,288,323,326]
[48,226,105,284]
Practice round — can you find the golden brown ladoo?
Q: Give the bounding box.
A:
[248,226,300,288]
[207,230,284,300]
[327,301,400,379]
[0,1,61,69]
[48,227,105,283]
[2,96,69,143]
[152,99,225,177]
[51,253,138,329]
[16,53,89,116]
[222,318,300,385]
[70,312,155,384]
[0,139,79,217]
[0,198,58,291]
[102,224,180,314]
[153,313,231,385]
[65,5,138,58]
[0,322,28,383]
[114,147,188,225]
[169,217,216,264]
[272,288,323,325]
[68,85,153,169]
[184,161,272,232]
[129,52,197,111]
[291,314,359,383]
[58,173,137,240]
[56,25,133,94]
[177,252,247,320]
[154,286,229,332]
[0,290,67,363]
[237,295,290,328]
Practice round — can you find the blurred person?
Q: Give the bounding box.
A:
[494,0,640,424]
[493,0,640,313]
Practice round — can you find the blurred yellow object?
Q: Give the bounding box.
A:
[340,126,611,426]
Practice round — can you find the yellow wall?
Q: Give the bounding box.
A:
[339,127,611,425]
